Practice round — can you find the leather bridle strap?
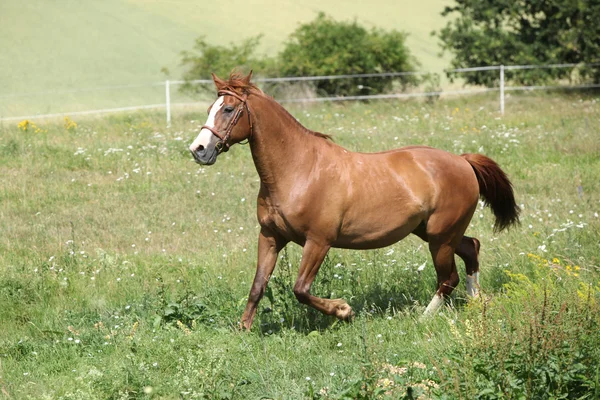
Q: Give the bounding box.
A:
[201,90,253,154]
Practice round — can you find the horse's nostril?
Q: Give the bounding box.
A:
[197,145,205,152]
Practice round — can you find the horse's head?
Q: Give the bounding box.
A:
[189,71,254,165]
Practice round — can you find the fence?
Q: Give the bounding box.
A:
[2,63,599,125]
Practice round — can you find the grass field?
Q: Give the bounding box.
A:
[1,92,599,399]
[0,0,451,118]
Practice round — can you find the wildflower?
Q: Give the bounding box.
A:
[18,120,31,131]
[64,116,77,131]
[378,378,394,388]
[176,320,191,335]
[128,321,139,339]
[67,326,80,336]
[382,363,408,375]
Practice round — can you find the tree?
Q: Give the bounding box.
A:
[278,13,420,96]
[437,0,600,86]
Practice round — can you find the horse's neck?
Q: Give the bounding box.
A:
[249,96,322,191]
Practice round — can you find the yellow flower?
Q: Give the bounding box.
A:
[552,258,560,264]
[18,120,30,131]
[176,320,191,335]
[128,321,139,339]
[64,116,77,131]
[574,265,580,271]
[566,265,572,271]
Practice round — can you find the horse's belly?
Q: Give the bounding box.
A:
[333,212,424,250]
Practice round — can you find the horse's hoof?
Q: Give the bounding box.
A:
[239,321,252,331]
[335,303,354,320]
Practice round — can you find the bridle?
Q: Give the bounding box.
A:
[201,90,253,154]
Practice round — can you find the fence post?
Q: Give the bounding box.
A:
[499,65,505,115]
[165,80,171,127]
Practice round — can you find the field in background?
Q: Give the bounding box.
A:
[0,0,451,117]
[1,93,599,398]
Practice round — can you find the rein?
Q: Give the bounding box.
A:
[201,90,253,154]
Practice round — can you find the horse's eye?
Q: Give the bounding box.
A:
[223,105,235,113]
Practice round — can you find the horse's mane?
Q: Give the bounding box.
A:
[222,72,333,141]
[220,72,265,96]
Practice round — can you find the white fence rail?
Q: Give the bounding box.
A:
[2,63,599,125]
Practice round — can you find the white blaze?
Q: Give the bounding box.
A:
[189,96,224,152]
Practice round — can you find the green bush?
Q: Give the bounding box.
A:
[439,261,600,399]
[278,13,420,96]
[177,13,420,97]
[178,35,274,95]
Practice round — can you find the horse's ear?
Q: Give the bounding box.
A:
[242,70,253,84]
[212,73,226,90]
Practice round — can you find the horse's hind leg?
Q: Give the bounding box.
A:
[456,236,481,297]
[424,242,460,315]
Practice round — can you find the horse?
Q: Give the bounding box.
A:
[189,71,520,331]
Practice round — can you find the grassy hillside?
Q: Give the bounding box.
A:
[0,0,451,117]
[1,92,599,398]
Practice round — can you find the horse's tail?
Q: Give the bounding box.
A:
[462,153,520,232]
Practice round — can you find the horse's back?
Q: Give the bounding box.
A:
[321,145,477,248]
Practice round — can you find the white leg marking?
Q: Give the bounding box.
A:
[466,272,480,298]
[423,293,445,316]
[189,96,224,152]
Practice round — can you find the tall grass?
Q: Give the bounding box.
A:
[1,92,599,398]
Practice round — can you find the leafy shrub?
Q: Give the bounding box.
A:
[438,261,600,399]
[179,35,275,95]
[278,13,420,96]
[178,13,420,97]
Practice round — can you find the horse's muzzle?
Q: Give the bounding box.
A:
[190,147,217,165]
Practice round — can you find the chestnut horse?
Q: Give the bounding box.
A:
[189,72,520,331]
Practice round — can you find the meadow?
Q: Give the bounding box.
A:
[1,92,599,399]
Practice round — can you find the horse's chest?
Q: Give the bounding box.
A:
[257,198,307,242]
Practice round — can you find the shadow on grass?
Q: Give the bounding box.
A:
[253,251,455,335]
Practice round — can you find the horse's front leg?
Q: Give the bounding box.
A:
[293,240,354,320]
[240,228,287,331]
